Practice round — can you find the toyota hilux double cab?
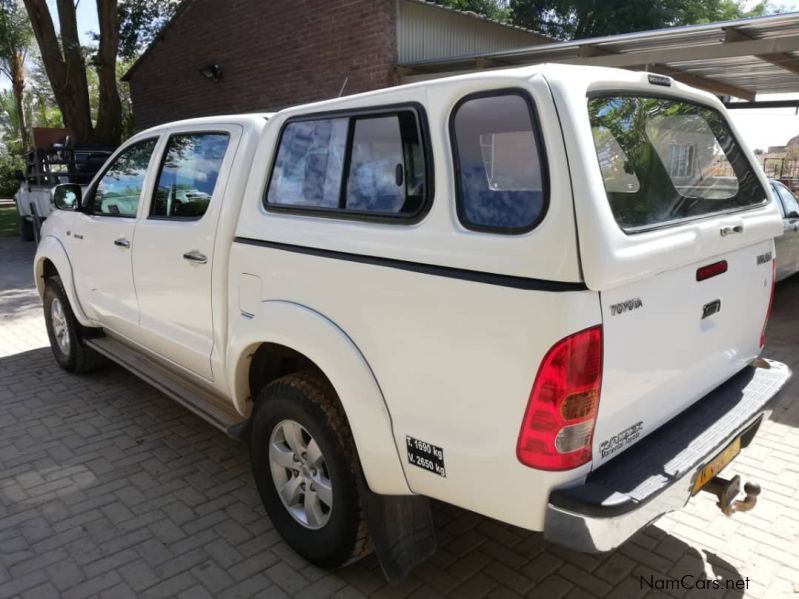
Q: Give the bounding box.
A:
[34,64,791,580]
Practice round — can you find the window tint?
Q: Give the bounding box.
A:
[592,125,640,194]
[267,118,347,208]
[451,92,546,233]
[346,115,424,214]
[266,109,427,218]
[151,133,230,219]
[588,96,766,232]
[92,139,157,217]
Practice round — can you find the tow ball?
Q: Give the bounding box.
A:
[700,475,761,516]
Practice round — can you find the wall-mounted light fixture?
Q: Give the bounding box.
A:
[199,63,222,81]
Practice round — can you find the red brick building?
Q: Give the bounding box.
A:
[122,0,549,129]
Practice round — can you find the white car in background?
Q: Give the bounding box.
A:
[769,179,799,281]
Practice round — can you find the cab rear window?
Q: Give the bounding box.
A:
[588,95,766,232]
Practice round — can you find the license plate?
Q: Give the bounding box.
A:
[692,437,741,495]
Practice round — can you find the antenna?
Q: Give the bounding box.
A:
[338,76,349,98]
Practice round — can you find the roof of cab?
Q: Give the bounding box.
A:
[133,113,275,139]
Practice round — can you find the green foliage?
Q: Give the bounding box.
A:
[434,0,511,22]
[438,0,777,38]
[0,0,32,65]
[116,0,181,60]
[0,150,23,197]
[0,206,18,235]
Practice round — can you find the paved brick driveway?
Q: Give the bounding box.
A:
[1,235,798,598]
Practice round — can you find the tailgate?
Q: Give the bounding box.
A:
[558,88,785,467]
[594,240,775,467]
[545,360,791,553]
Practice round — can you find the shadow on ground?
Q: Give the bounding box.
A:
[0,347,752,598]
[762,273,799,429]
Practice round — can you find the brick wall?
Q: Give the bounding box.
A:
[126,0,398,130]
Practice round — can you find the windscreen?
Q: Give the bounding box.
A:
[588,95,766,232]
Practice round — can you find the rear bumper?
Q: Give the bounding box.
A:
[544,359,791,553]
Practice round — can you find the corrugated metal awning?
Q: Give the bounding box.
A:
[398,12,799,101]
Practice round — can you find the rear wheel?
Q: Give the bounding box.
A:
[18,216,33,241]
[250,371,369,568]
[31,213,41,244]
[43,276,104,373]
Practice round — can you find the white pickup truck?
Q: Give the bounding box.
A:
[35,64,791,579]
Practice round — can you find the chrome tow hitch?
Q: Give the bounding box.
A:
[701,475,761,516]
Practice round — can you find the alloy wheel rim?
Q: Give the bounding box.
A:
[50,298,70,355]
[268,419,333,529]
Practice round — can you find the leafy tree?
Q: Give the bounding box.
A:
[439,0,774,39]
[21,0,178,146]
[0,0,33,149]
[22,0,119,145]
[0,150,23,196]
[434,0,511,22]
[116,0,180,60]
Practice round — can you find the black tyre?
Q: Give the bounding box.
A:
[250,371,369,568]
[31,213,41,245]
[18,216,34,241]
[43,276,104,373]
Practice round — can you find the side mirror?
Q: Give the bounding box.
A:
[52,183,82,211]
[13,169,25,182]
[789,211,799,219]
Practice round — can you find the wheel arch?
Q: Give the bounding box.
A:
[34,237,92,325]
[228,300,411,495]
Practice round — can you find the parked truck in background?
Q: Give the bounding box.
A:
[14,127,112,242]
[33,64,791,580]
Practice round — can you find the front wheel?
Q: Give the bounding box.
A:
[250,371,369,568]
[43,276,104,373]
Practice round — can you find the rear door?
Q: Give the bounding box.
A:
[560,89,782,467]
[131,126,239,380]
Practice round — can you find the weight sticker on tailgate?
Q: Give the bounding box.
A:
[406,436,446,477]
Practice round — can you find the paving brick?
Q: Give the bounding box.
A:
[267,561,310,595]
[3,231,799,599]
[46,558,85,592]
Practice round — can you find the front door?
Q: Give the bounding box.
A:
[131,128,238,380]
[70,138,159,339]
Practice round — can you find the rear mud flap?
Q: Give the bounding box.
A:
[356,473,437,584]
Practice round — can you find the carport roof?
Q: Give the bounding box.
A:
[399,12,799,101]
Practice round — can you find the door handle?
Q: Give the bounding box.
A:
[183,250,207,264]
[114,237,130,248]
[720,224,743,237]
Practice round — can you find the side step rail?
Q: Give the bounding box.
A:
[86,337,249,441]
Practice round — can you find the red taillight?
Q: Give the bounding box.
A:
[696,260,728,281]
[516,326,603,471]
[760,259,776,348]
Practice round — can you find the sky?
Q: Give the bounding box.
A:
[5,1,799,150]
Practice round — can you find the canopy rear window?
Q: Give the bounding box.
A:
[588,95,766,232]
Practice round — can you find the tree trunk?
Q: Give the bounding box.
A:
[93,0,121,146]
[22,0,121,146]
[9,50,28,149]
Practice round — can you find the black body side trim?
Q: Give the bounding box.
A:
[233,236,588,292]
